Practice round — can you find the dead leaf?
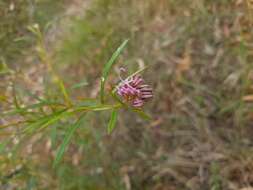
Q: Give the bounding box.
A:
[176,54,191,73]
[149,118,163,128]
[243,95,253,102]
[123,174,131,190]
[223,23,231,38]
[176,46,192,80]
[240,188,253,190]
[235,0,243,6]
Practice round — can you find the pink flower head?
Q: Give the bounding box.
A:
[116,74,153,107]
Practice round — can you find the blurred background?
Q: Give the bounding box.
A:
[1,0,253,189]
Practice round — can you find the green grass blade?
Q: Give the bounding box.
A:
[53,114,86,167]
[107,109,118,134]
[100,39,129,103]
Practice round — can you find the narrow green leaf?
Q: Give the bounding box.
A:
[74,104,121,112]
[22,109,70,134]
[37,110,72,131]
[27,24,42,40]
[2,101,64,116]
[14,36,30,42]
[107,109,118,134]
[26,177,36,190]
[15,86,44,102]
[77,98,98,107]
[58,80,72,106]
[50,125,58,149]
[27,25,39,35]
[71,80,88,89]
[110,91,125,106]
[12,85,21,110]
[53,114,86,167]
[100,39,129,103]
[218,101,240,115]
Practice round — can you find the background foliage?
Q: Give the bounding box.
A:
[1,0,253,189]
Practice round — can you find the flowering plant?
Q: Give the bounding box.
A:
[116,73,153,107]
[1,25,152,167]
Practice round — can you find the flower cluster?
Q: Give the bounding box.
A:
[116,74,153,107]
